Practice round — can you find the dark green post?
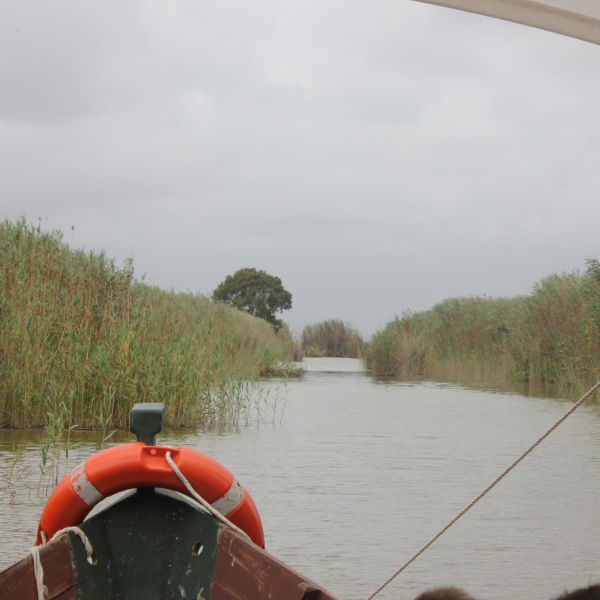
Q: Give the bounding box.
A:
[130,403,165,446]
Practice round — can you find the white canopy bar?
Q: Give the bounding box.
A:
[411,0,600,46]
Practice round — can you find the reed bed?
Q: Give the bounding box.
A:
[0,381,289,503]
[365,261,600,395]
[0,218,297,428]
[302,319,365,358]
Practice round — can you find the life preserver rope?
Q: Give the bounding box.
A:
[36,443,264,548]
[32,527,94,600]
[164,451,251,541]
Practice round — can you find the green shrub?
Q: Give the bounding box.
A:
[302,319,365,358]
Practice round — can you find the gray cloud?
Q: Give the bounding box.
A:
[1,0,599,335]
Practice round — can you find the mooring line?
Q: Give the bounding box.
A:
[366,379,600,600]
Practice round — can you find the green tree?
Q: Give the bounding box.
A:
[213,268,292,331]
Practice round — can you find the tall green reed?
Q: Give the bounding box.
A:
[365,263,600,395]
[1,443,27,503]
[0,217,297,428]
[302,319,365,358]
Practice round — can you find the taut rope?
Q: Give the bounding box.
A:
[367,379,600,600]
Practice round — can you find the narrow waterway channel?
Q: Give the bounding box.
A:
[1,358,600,600]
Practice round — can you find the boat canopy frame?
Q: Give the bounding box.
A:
[412,0,600,46]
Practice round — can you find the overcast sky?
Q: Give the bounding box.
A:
[1,0,599,336]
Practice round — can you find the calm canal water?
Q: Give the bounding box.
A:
[2,358,600,600]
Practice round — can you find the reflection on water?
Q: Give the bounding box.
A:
[2,359,600,600]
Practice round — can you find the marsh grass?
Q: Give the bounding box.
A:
[365,262,600,396]
[199,379,290,428]
[1,443,27,503]
[0,217,297,428]
[302,319,365,358]
[261,360,305,378]
[0,379,289,503]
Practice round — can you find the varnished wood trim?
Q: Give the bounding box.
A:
[210,580,244,600]
[0,537,76,600]
[213,528,338,600]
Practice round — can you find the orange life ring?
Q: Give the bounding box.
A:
[36,443,265,548]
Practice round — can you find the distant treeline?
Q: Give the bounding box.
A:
[0,218,297,429]
[302,319,365,358]
[364,261,600,394]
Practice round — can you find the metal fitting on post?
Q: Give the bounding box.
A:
[130,403,165,445]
